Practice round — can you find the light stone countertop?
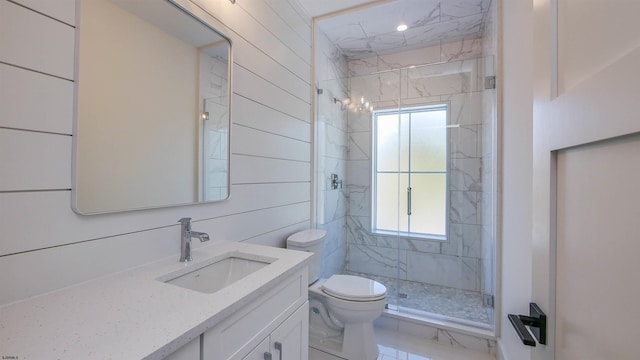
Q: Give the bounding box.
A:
[0,240,311,359]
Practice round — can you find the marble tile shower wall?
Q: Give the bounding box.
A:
[315,29,349,278]
[344,38,488,292]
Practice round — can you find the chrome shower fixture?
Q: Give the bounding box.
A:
[333,98,347,111]
[331,174,343,190]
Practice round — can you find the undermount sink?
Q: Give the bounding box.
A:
[161,252,274,294]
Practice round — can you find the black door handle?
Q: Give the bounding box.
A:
[508,303,547,347]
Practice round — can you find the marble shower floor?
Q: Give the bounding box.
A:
[346,272,491,325]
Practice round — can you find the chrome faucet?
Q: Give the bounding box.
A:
[178,217,210,262]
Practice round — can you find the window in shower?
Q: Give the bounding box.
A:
[372,105,448,239]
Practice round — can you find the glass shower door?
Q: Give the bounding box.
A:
[389,61,495,327]
[374,104,450,315]
[354,69,403,313]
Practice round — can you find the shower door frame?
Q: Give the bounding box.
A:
[358,61,498,331]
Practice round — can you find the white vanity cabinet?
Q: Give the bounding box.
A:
[1,239,312,360]
[165,337,200,360]
[242,338,271,360]
[243,303,308,360]
[242,302,309,360]
[201,268,309,360]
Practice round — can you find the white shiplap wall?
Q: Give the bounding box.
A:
[0,0,312,305]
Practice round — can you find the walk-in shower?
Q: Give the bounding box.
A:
[313,0,498,331]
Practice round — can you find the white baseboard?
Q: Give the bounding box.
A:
[376,312,497,356]
[497,339,508,360]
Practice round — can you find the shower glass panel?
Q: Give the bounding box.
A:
[391,60,493,327]
[335,56,495,329]
[318,69,403,313]
[314,77,350,279]
[372,70,403,314]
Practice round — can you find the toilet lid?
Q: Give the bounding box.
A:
[321,275,386,301]
[287,229,327,247]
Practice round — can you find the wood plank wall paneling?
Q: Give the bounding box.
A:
[0,1,75,79]
[190,0,311,81]
[234,65,310,121]
[0,0,312,305]
[0,63,74,134]
[266,0,312,45]
[0,183,310,256]
[233,95,311,139]
[0,129,72,190]
[232,125,310,162]
[232,155,311,184]
[243,221,310,248]
[233,36,311,104]
[236,0,311,64]
[10,0,76,26]
[0,202,310,304]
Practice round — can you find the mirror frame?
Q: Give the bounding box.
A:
[71,0,233,215]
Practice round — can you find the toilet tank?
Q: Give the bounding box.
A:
[286,229,326,284]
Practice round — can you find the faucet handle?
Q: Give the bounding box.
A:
[178,217,192,224]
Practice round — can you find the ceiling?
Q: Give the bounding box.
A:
[295,0,381,18]
[297,0,492,60]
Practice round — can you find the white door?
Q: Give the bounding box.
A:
[532,0,640,359]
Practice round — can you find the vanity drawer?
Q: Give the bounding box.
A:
[202,268,307,360]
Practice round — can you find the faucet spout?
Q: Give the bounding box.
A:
[178,218,211,262]
[190,231,210,242]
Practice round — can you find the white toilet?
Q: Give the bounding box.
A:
[287,229,387,360]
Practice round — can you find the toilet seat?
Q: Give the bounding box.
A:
[321,274,386,301]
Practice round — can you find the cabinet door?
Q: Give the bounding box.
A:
[243,337,271,360]
[202,271,306,360]
[271,301,309,360]
[165,337,200,360]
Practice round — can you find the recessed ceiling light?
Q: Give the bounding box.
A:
[397,24,408,32]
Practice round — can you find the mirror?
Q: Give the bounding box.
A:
[73,0,231,214]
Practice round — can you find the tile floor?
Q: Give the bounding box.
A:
[309,327,496,360]
[346,272,491,325]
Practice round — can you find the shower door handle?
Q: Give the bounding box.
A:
[407,187,412,216]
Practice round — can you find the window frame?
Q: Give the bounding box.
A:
[371,103,450,241]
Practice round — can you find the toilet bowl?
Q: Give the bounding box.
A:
[287,229,387,360]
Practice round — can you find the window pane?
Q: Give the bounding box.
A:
[410,109,447,172]
[400,113,410,172]
[373,105,449,239]
[409,173,446,236]
[375,173,409,233]
[376,173,397,232]
[376,114,399,171]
